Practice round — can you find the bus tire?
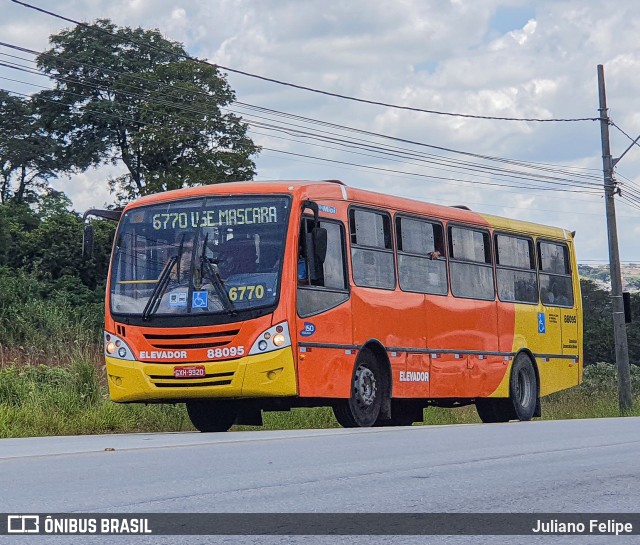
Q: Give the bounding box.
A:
[186,399,238,432]
[510,353,537,421]
[475,398,513,423]
[333,348,383,427]
[375,400,420,426]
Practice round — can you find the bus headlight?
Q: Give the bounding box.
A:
[104,331,135,361]
[249,322,291,355]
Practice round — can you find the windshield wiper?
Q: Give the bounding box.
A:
[199,233,235,314]
[142,236,185,321]
[142,256,178,321]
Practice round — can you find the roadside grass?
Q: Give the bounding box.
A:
[1,356,639,438]
[0,352,191,438]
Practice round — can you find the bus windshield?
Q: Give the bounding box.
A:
[110,195,291,319]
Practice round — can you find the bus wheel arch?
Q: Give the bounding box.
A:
[332,340,392,427]
[476,350,540,423]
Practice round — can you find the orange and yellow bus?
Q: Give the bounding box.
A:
[87,179,582,431]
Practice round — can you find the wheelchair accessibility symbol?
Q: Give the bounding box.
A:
[192,291,208,309]
[538,312,546,334]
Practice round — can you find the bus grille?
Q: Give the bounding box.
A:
[143,329,240,350]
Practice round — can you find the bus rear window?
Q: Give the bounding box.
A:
[539,241,573,307]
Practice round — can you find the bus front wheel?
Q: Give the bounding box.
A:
[375,400,420,427]
[333,349,384,427]
[186,399,238,432]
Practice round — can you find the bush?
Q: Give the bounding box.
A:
[580,362,640,395]
[0,268,102,355]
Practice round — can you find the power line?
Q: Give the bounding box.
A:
[0,32,625,207]
[261,147,602,194]
[0,74,603,195]
[0,40,603,181]
[247,125,602,192]
[611,121,640,152]
[0,84,605,203]
[10,0,601,124]
[258,149,632,216]
[0,49,604,194]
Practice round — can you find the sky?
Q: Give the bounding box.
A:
[1,0,640,264]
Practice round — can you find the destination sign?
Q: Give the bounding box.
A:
[152,206,278,230]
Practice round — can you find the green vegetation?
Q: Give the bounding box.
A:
[0,354,190,438]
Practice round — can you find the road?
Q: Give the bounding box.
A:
[1,417,640,544]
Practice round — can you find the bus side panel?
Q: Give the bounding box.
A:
[559,246,582,389]
[351,288,428,397]
[427,296,504,398]
[296,301,354,398]
[396,353,430,398]
[490,300,517,397]
[505,299,578,397]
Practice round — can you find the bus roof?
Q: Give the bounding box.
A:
[124,179,573,241]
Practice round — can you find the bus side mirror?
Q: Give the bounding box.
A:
[83,223,94,259]
[304,227,328,283]
[623,291,632,323]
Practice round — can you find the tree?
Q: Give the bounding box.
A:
[36,19,259,203]
[0,91,58,204]
[580,279,615,365]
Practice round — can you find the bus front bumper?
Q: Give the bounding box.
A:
[105,347,297,402]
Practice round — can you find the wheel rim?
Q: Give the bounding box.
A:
[516,368,532,408]
[353,365,377,409]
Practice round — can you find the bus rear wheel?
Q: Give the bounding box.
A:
[475,398,513,423]
[186,399,238,432]
[333,349,384,428]
[475,353,537,423]
[510,353,537,421]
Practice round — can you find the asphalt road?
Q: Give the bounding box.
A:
[2,417,640,544]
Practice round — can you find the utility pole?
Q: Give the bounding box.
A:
[597,64,633,413]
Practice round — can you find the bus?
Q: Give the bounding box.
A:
[84,179,582,431]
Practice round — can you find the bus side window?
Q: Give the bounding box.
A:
[495,234,538,304]
[396,216,447,295]
[349,208,395,289]
[538,241,573,307]
[448,226,494,300]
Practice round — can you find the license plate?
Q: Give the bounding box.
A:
[173,365,205,378]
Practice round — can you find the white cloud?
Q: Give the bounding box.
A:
[1,0,639,261]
